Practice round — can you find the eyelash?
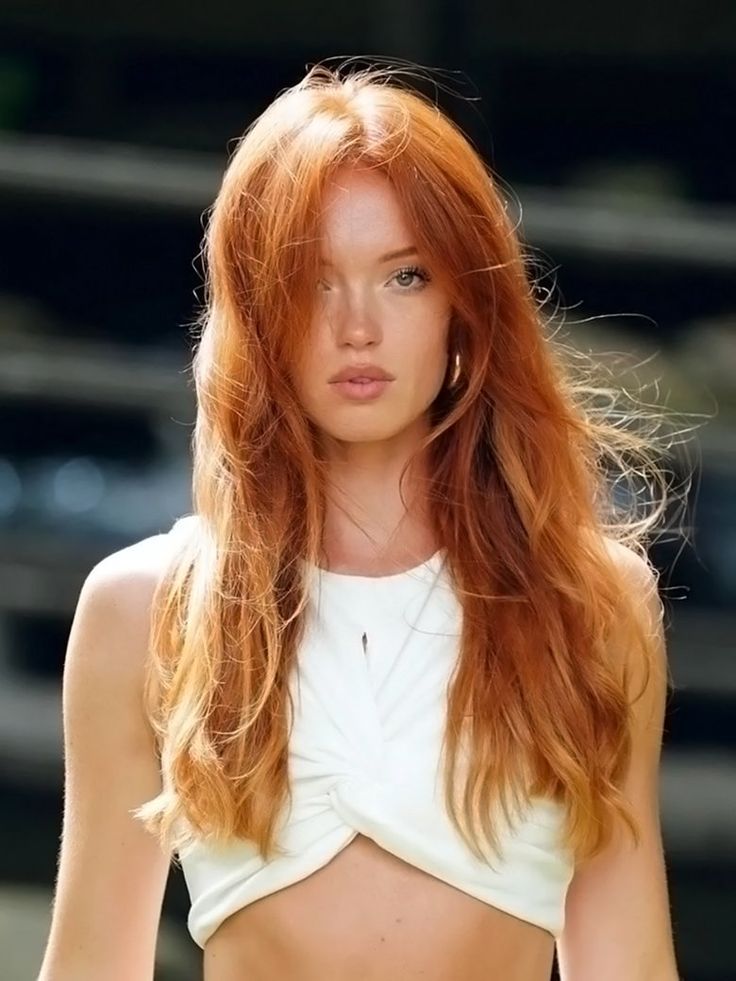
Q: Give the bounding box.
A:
[317,265,432,292]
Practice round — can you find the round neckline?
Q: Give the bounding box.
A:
[307,547,446,584]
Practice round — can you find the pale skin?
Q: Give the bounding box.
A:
[38,165,679,980]
[290,164,454,574]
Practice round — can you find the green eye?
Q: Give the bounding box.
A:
[393,265,431,289]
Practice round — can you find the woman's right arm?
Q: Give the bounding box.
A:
[37,536,175,981]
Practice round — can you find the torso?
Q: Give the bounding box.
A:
[164,519,564,980]
[202,833,556,981]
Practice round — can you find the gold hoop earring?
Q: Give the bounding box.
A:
[450,349,462,386]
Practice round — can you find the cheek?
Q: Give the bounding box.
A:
[413,316,452,377]
[292,347,333,414]
[389,339,449,410]
[425,345,452,396]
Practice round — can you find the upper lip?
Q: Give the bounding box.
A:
[329,364,394,383]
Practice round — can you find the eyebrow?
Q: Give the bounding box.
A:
[319,246,419,266]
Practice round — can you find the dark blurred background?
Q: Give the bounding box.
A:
[0,3,733,979]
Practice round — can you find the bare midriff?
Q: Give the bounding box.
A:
[202,833,556,981]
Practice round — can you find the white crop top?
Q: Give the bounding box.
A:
[173,532,576,948]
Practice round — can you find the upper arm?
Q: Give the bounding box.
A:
[38,537,174,981]
[556,543,680,981]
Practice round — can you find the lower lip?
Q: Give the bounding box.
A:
[330,379,393,400]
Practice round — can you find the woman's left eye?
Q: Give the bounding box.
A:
[317,266,432,293]
[391,265,431,290]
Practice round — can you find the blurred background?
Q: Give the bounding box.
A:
[0,3,733,979]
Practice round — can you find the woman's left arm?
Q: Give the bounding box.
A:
[556,544,681,981]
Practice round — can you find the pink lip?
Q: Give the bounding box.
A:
[328,366,394,383]
[330,378,392,401]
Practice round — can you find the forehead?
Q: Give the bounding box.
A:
[318,167,415,263]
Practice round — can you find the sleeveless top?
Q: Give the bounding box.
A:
[170,522,576,949]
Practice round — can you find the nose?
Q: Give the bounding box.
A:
[329,288,383,348]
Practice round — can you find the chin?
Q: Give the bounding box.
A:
[324,423,402,444]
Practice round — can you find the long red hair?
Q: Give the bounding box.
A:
[133,61,688,867]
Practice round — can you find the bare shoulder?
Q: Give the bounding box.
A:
[596,535,664,630]
[599,535,659,593]
[70,515,200,699]
[86,514,197,603]
[597,535,669,696]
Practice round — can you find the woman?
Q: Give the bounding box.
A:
[39,61,682,980]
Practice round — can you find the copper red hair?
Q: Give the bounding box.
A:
[133,62,686,868]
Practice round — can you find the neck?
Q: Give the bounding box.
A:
[320,427,437,571]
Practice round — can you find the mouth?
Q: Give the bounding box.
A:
[329,377,393,400]
[328,365,395,384]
